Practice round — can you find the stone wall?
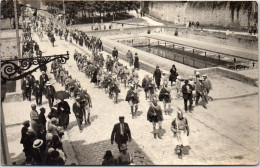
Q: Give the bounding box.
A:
[195,67,258,87]
[148,2,257,28]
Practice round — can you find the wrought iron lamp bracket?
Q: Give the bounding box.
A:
[1,51,69,84]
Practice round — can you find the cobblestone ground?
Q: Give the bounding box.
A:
[3,29,258,165]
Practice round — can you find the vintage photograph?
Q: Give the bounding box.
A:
[1,0,258,165]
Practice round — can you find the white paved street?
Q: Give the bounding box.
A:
[3,24,258,165]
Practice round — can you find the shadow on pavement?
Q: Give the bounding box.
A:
[70,139,154,165]
[10,152,26,165]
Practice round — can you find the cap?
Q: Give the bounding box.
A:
[119,116,125,119]
[51,117,57,123]
[46,81,51,86]
[199,78,204,81]
[23,120,30,126]
[203,74,207,77]
[195,72,200,75]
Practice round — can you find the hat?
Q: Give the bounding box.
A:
[51,117,57,123]
[26,129,35,135]
[177,76,181,80]
[120,144,127,151]
[202,74,207,77]
[46,81,51,86]
[48,147,55,154]
[40,107,45,113]
[31,104,36,108]
[51,106,57,110]
[199,78,204,81]
[119,116,124,119]
[50,150,60,159]
[46,133,53,141]
[195,72,200,75]
[75,96,81,101]
[103,150,113,159]
[33,139,43,148]
[42,71,45,74]
[23,120,30,126]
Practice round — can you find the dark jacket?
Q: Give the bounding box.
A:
[45,85,56,98]
[153,69,161,80]
[125,89,139,104]
[38,113,47,127]
[73,102,83,118]
[182,84,193,99]
[58,101,71,114]
[111,122,131,144]
[33,84,42,96]
[39,75,49,87]
[147,105,163,123]
[159,87,171,102]
[112,50,118,58]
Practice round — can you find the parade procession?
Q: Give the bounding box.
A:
[1,1,258,166]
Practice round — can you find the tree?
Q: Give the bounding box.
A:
[1,0,21,19]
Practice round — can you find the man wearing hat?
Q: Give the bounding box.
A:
[195,78,207,109]
[73,96,84,132]
[126,50,133,66]
[20,121,30,157]
[33,80,43,106]
[153,65,162,89]
[112,47,118,59]
[134,53,139,70]
[30,104,39,133]
[142,75,149,99]
[32,139,44,165]
[125,84,140,119]
[21,76,32,101]
[147,96,163,139]
[159,81,172,115]
[45,81,56,108]
[171,111,190,159]
[39,71,49,94]
[194,71,200,84]
[182,79,194,112]
[111,116,132,152]
[80,88,92,125]
[203,74,213,101]
[176,76,182,98]
[117,144,134,165]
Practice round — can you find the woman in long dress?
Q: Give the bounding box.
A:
[134,53,140,70]
[169,64,177,86]
[58,99,71,129]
